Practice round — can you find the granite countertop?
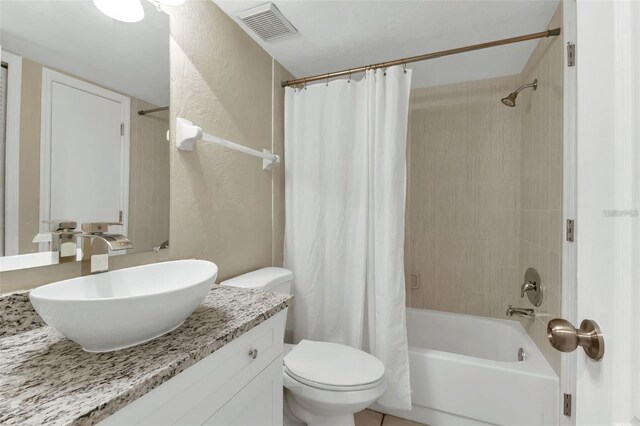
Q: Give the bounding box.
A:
[0,286,291,426]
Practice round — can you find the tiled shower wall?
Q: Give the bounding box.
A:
[518,5,563,374]
[406,5,563,374]
[406,74,522,318]
[128,99,170,254]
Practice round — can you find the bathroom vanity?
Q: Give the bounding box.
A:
[0,286,291,425]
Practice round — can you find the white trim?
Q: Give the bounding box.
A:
[1,49,22,256]
[39,68,130,250]
[560,1,578,425]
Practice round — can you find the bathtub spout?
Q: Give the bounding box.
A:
[506,305,535,319]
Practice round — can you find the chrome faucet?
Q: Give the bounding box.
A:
[50,221,81,263]
[78,222,133,274]
[506,305,535,319]
[33,220,81,263]
[36,220,81,263]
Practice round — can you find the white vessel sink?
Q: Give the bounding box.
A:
[29,259,218,352]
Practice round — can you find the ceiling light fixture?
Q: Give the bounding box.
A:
[93,0,145,23]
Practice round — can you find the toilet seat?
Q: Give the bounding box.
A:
[284,340,385,392]
[284,366,384,392]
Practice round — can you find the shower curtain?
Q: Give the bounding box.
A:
[284,66,412,409]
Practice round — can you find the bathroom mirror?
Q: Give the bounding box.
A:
[0,0,170,271]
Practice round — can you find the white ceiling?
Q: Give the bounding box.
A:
[1,0,169,106]
[214,0,561,88]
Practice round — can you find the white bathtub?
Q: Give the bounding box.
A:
[373,308,559,426]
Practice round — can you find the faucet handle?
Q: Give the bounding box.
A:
[54,221,78,232]
[81,222,123,234]
[42,220,78,232]
[520,281,537,298]
[520,267,544,307]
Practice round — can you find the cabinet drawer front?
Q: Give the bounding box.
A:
[101,310,286,425]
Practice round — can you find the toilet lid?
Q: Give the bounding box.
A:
[284,340,385,389]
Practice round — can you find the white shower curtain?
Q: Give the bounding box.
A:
[284,66,412,409]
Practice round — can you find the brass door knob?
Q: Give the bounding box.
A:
[547,318,604,361]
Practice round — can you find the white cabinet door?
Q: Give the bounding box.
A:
[203,358,283,426]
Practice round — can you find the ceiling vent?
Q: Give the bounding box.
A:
[237,3,297,42]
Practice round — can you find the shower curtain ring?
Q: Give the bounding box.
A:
[383,67,387,76]
[326,76,329,87]
[348,71,351,83]
[403,63,407,74]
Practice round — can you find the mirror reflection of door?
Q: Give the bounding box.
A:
[40,69,130,252]
[0,50,23,260]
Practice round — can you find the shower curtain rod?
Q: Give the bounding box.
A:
[138,106,169,116]
[281,28,561,88]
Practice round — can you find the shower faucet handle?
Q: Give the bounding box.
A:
[520,267,544,307]
[520,281,537,298]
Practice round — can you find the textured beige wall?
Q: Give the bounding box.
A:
[169,0,282,281]
[14,59,170,255]
[271,62,293,267]
[518,4,563,374]
[406,75,522,318]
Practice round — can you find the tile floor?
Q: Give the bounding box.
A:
[354,409,427,426]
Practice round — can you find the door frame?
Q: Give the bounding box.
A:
[1,49,23,256]
[39,68,130,249]
[561,1,578,425]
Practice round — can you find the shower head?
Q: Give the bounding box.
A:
[501,93,517,107]
[501,79,538,107]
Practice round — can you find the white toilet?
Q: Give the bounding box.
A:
[221,267,386,426]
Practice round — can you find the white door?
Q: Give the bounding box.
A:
[40,69,129,245]
[566,1,640,424]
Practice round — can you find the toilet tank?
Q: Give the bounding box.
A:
[220,267,293,294]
